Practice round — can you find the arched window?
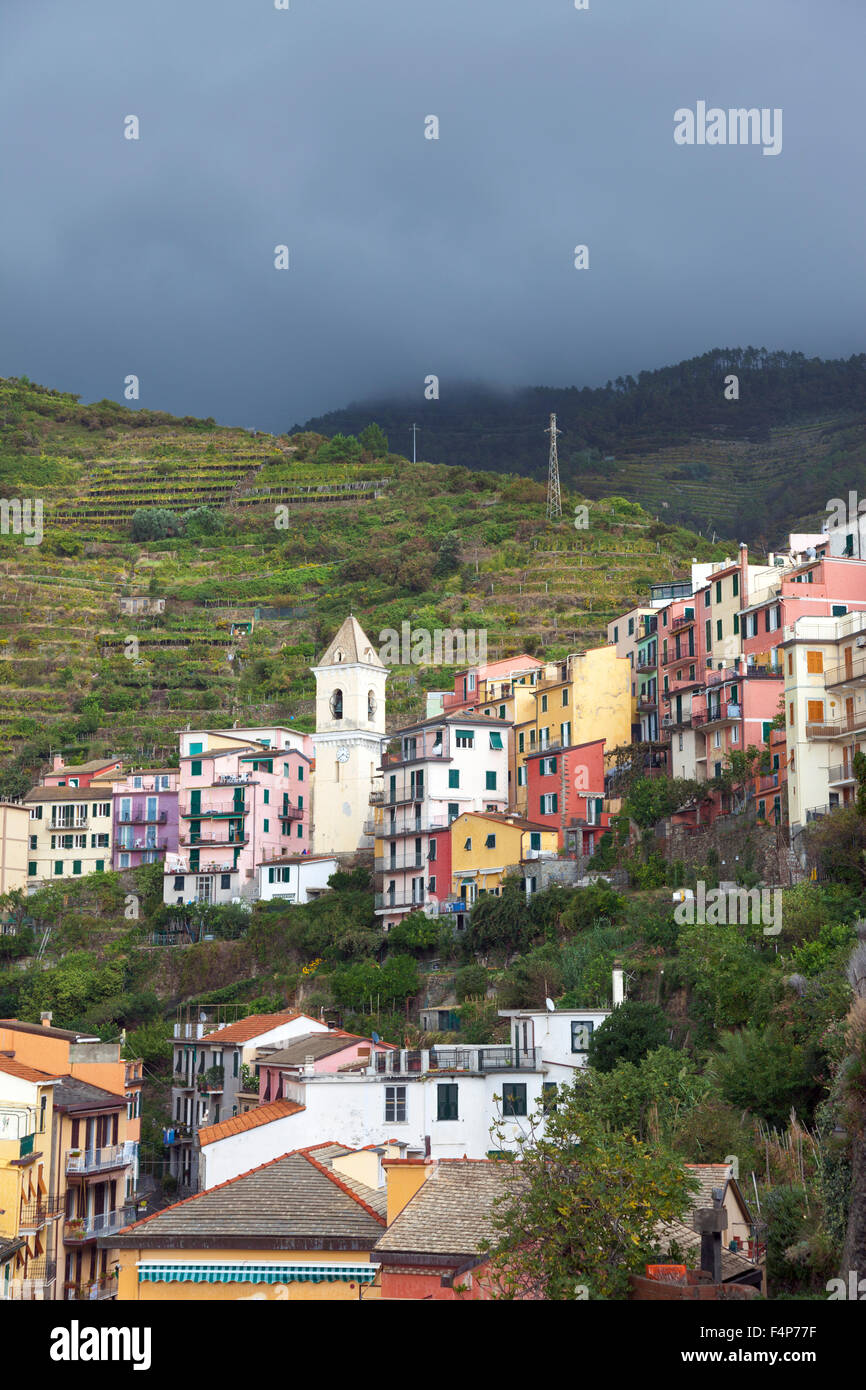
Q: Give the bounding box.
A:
[330,689,343,719]
[368,689,377,720]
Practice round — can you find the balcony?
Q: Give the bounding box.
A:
[197,1066,224,1094]
[374,891,426,911]
[63,1209,129,1243]
[213,773,253,785]
[375,855,426,873]
[181,804,248,820]
[0,1260,56,1301]
[824,653,866,688]
[66,1143,134,1177]
[671,613,696,633]
[661,645,695,668]
[637,696,657,712]
[50,819,88,832]
[19,1196,65,1231]
[119,810,168,825]
[828,764,856,785]
[279,804,303,822]
[806,712,866,740]
[180,831,249,847]
[374,1046,541,1075]
[64,1274,118,1301]
[702,702,742,728]
[742,665,784,680]
[369,788,385,805]
[635,657,657,674]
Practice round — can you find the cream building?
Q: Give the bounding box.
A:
[24,781,118,890]
[0,801,30,895]
[311,617,388,855]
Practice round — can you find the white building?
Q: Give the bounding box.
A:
[196,1003,614,1189]
[255,854,339,904]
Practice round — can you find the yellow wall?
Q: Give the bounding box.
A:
[384,1161,432,1225]
[449,814,556,898]
[0,1080,57,1279]
[116,1247,380,1301]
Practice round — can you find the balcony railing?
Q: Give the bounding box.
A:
[806,713,866,739]
[181,803,248,819]
[66,1143,134,1177]
[279,804,303,821]
[824,654,866,687]
[63,1209,129,1242]
[374,891,426,911]
[180,831,249,846]
[19,1196,65,1230]
[670,613,696,632]
[64,1274,118,1301]
[0,1260,56,1301]
[703,702,742,726]
[374,1046,541,1075]
[368,788,385,805]
[119,810,168,825]
[375,855,426,873]
[828,764,856,784]
[370,817,449,838]
[50,819,88,831]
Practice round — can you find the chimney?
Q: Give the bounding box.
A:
[612,962,624,1007]
[40,1011,53,1028]
[52,755,64,772]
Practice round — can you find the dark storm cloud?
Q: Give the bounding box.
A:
[0,0,863,433]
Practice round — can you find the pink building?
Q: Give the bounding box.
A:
[255,1030,395,1102]
[42,755,123,788]
[112,767,179,869]
[164,727,313,906]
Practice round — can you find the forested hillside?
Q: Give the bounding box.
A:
[298,348,866,547]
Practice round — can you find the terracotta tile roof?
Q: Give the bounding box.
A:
[198,1099,304,1147]
[0,1056,62,1084]
[316,616,385,669]
[684,1162,752,1223]
[374,1159,514,1257]
[114,1143,385,1245]
[452,810,553,833]
[198,1011,320,1045]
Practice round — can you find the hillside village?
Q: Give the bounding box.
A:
[2,484,866,1302]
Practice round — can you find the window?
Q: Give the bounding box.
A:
[464,838,472,851]
[806,651,824,674]
[428,839,437,861]
[54,860,63,876]
[732,572,739,597]
[448,803,459,821]
[518,732,525,753]
[437,1084,459,1121]
[489,731,503,750]
[716,618,723,641]
[485,834,496,848]
[541,694,548,712]
[448,769,460,789]
[28,861,36,876]
[221,874,231,890]
[571,1019,594,1052]
[263,788,270,804]
[832,604,848,617]
[530,832,541,851]
[517,765,526,787]
[233,1050,239,1078]
[298,765,304,781]
[733,613,739,635]
[540,757,557,776]
[455,730,474,748]
[385,1086,406,1123]
[540,793,558,814]
[485,771,497,790]
[190,760,202,777]
[705,620,712,650]
[560,721,571,745]
[263,819,269,833]
[296,822,303,838]
[502,1083,527,1117]
[807,700,824,722]
[174,876,184,891]
[499,705,506,719]
[789,701,794,725]
[704,589,711,607]
[613,626,619,642]
[628,617,634,635]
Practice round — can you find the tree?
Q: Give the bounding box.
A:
[626,776,707,829]
[586,1001,669,1072]
[713,745,769,815]
[433,531,461,576]
[707,1025,823,1128]
[121,1021,172,1072]
[483,1081,697,1298]
[183,506,224,539]
[359,423,389,457]
[130,508,184,541]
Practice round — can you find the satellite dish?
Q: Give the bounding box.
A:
[545,997,555,1012]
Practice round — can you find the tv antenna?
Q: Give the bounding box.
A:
[545,414,562,521]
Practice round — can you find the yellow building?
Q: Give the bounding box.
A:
[24,780,118,888]
[514,647,632,801]
[0,1055,62,1300]
[448,811,558,905]
[0,1018,143,1301]
[0,800,30,895]
[112,1142,386,1301]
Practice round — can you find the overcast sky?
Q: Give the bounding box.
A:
[0,0,863,434]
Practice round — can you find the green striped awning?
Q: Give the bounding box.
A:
[137,1262,377,1285]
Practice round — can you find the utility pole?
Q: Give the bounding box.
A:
[410,424,419,464]
[545,413,562,521]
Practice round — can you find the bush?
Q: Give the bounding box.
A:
[587,1001,669,1072]
[455,963,489,1002]
[130,508,184,541]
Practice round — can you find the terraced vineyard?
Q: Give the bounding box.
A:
[0,374,731,791]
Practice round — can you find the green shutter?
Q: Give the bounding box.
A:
[489,731,503,750]
[28,861,37,876]
[72,860,81,875]
[486,771,496,790]
[190,760,202,777]
[95,860,104,873]
[54,860,63,875]
[448,770,459,788]
[268,867,275,883]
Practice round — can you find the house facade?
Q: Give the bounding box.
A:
[112,768,179,870]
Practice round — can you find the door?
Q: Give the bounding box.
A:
[845,646,853,680]
[847,697,855,732]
